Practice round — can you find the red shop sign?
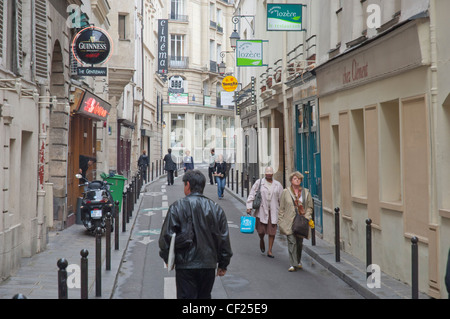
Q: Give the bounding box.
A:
[77,91,111,121]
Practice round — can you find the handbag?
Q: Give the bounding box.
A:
[291,189,309,238]
[252,179,263,210]
[240,215,256,234]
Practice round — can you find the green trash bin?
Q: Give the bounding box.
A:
[101,173,127,212]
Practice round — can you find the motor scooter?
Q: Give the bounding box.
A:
[76,174,114,234]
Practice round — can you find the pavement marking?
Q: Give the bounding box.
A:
[162,195,168,201]
[141,207,169,212]
[142,211,156,217]
[137,236,154,245]
[162,210,168,218]
[144,192,164,196]
[136,229,161,236]
[164,277,177,299]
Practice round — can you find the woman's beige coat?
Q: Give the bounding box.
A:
[277,187,314,239]
[246,178,283,225]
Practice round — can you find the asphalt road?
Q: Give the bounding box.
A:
[111,166,363,300]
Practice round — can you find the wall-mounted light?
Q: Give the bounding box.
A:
[229,15,255,49]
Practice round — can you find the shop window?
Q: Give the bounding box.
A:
[350,109,367,198]
[380,100,401,203]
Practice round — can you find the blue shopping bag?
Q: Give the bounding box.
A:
[240,215,256,234]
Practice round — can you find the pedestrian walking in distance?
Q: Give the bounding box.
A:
[246,167,283,258]
[138,150,149,182]
[159,170,233,299]
[214,154,227,199]
[208,148,217,185]
[278,171,314,272]
[183,150,194,172]
[163,148,177,185]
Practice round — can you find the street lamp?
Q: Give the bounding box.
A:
[230,29,240,49]
[229,15,254,49]
[218,51,234,76]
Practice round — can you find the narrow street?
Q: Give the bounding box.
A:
[112,166,363,299]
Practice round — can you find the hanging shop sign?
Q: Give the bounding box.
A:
[267,4,304,31]
[158,19,169,74]
[236,40,266,67]
[222,76,239,92]
[77,91,111,121]
[72,26,113,76]
[169,93,189,105]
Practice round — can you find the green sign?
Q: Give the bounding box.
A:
[267,4,303,31]
[236,40,264,67]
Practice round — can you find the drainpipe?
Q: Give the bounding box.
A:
[428,0,438,227]
[36,86,48,252]
[282,0,291,183]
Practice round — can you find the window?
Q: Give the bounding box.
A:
[118,14,127,40]
[171,0,184,19]
[170,34,184,57]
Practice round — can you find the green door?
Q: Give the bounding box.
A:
[295,100,323,234]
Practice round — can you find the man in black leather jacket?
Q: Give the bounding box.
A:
[159,170,233,299]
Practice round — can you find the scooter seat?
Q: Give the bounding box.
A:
[88,181,104,189]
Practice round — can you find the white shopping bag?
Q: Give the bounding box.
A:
[167,233,176,272]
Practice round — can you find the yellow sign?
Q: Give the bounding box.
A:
[222,76,238,92]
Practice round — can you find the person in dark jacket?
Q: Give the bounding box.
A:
[183,150,194,172]
[163,148,177,185]
[138,150,149,182]
[159,170,233,299]
[214,154,227,199]
[79,155,96,179]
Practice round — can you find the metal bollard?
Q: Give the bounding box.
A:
[411,236,419,299]
[127,186,131,222]
[231,168,234,191]
[57,258,68,299]
[151,162,154,181]
[236,170,239,195]
[241,171,244,198]
[106,212,112,271]
[366,219,372,279]
[12,293,27,299]
[95,227,102,297]
[246,173,249,197]
[122,189,127,232]
[80,249,89,299]
[334,207,340,262]
[311,210,316,246]
[114,201,120,250]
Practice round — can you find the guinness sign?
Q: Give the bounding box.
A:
[72,26,113,65]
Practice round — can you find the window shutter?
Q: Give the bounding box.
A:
[34,0,48,79]
[15,0,23,73]
[0,1,3,59]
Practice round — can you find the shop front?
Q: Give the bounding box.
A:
[315,17,439,294]
[67,87,111,226]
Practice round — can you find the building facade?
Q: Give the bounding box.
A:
[1,0,164,282]
[232,0,449,298]
[162,0,236,164]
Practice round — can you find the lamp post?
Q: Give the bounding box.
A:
[229,15,255,49]
[218,51,234,76]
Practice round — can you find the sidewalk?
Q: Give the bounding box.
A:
[224,182,430,299]
[0,176,152,299]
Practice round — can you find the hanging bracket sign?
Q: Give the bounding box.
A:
[267,4,305,31]
[71,26,113,76]
[236,40,267,67]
